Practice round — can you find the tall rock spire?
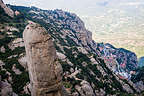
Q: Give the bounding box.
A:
[0,0,14,17]
[23,22,64,96]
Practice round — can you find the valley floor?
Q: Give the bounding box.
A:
[92,34,144,59]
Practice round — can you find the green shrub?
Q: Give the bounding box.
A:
[76,73,84,80]
[63,82,72,88]
[12,72,30,94]
[0,69,8,80]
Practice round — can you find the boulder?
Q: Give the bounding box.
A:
[18,55,28,70]
[1,81,13,96]
[0,46,5,53]
[75,80,94,96]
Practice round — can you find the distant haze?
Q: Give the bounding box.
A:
[4,0,144,58]
[4,0,144,16]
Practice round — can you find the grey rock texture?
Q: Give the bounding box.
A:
[23,22,64,96]
[80,81,94,96]
[18,54,28,70]
[0,46,5,53]
[0,80,17,96]
[8,38,24,50]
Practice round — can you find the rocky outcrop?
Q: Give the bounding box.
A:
[0,0,14,17]
[23,22,64,96]
[97,43,138,80]
[75,81,94,96]
[18,54,28,70]
[0,46,5,53]
[28,9,95,51]
[8,38,24,50]
[0,81,13,96]
[0,4,143,96]
[0,75,17,96]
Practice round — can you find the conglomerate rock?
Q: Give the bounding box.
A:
[23,22,64,96]
[0,0,14,17]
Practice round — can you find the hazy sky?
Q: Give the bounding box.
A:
[3,0,144,16]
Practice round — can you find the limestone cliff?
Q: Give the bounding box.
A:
[23,22,64,96]
[0,0,14,17]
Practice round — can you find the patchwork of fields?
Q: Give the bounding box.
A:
[81,11,144,58]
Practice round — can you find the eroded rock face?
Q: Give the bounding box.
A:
[97,43,138,80]
[75,81,94,96]
[0,80,16,96]
[0,0,14,17]
[23,22,63,96]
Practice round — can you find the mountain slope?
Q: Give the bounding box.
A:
[0,2,144,96]
[0,0,14,17]
[0,5,29,96]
